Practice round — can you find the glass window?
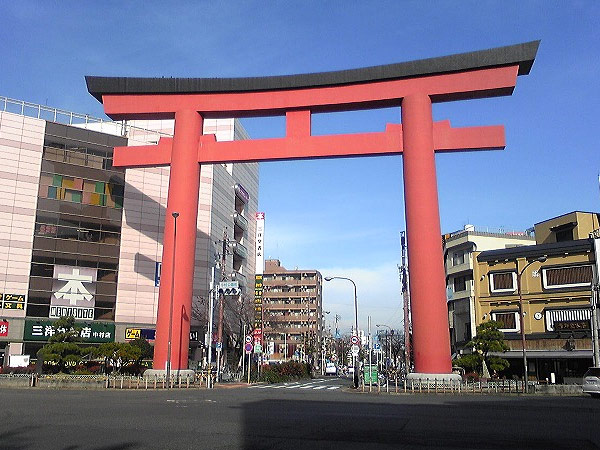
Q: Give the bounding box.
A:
[453,251,465,266]
[543,265,592,289]
[30,263,53,277]
[490,272,516,293]
[492,311,519,332]
[454,276,466,292]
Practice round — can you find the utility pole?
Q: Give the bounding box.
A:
[206,265,216,388]
[334,314,340,362]
[591,234,600,367]
[216,228,229,381]
[400,231,412,377]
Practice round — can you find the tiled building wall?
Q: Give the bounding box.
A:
[0,112,45,319]
[115,118,259,329]
[115,163,169,325]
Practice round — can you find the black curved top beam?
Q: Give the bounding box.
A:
[86,41,539,103]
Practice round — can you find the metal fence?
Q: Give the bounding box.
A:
[0,95,172,140]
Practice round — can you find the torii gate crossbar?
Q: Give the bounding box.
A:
[87,40,539,376]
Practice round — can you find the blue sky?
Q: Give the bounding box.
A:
[1,1,599,333]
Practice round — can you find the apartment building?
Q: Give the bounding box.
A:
[443,225,535,353]
[262,259,323,362]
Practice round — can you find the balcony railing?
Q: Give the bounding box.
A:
[230,271,247,286]
[231,241,247,259]
[233,212,248,231]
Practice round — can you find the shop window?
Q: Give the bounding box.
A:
[542,265,592,289]
[489,272,516,293]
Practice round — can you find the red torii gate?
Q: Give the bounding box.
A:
[87,41,539,377]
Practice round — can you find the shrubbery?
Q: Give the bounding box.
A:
[258,361,312,383]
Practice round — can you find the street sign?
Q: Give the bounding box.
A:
[363,364,378,384]
[351,344,360,356]
[351,336,359,345]
[373,343,381,351]
[216,342,223,350]
[253,343,263,354]
[218,281,240,295]
[245,335,252,344]
[244,343,253,353]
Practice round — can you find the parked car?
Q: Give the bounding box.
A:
[583,367,600,397]
[325,362,337,376]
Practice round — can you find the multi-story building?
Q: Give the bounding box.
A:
[0,97,258,368]
[262,259,323,363]
[473,211,600,382]
[444,225,535,353]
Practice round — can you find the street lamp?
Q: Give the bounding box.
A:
[166,211,179,388]
[324,276,359,388]
[516,255,546,394]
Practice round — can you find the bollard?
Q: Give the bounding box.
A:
[120,376,124,389]
[434,378,438,394]
[186,375,190,389]
[178,375,182,389]
[145,378,148,389]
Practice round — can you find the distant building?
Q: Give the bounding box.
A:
[262,259,323,363]
[473,211,600,382]
[443,225,535,354]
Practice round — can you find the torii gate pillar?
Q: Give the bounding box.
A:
[402,94,451,373]
[154,110,203,371]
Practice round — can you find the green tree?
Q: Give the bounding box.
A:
[130,338,153,372]
[39,316,89,373]
[94,342,141,374]
[453,321,510,377]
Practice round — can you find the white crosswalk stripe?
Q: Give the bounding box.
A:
[249,381,343,391]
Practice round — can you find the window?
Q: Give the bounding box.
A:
[545,308,591,331]
[491,311,520,332]
[38,171,124,209]
[489,272,516,293]
[453,276,466,292]
[542,265,593,289]
[555,228,573,242]
[452,251,465,266]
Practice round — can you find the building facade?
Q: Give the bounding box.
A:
[444,225,535,354]
[473,212,600,382]
[262,259,323,363]
[0,99,258,368]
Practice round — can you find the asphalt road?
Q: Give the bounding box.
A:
[1,376,599,450]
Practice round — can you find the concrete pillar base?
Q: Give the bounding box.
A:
[406,372,462,383]
[144,369,195,379]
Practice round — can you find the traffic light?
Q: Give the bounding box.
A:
[218,287,241,296]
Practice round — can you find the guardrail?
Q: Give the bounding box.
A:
[361,377,583,395]
[0,373,200,389]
